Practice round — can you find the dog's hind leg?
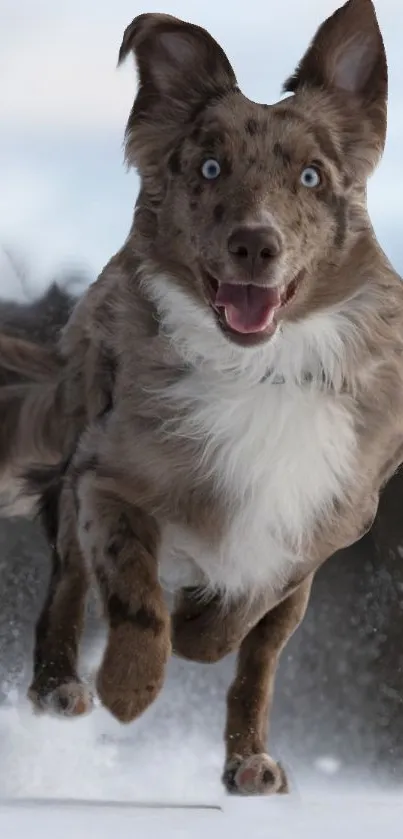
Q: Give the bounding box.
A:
[222,578,313,796]
[28,477,92,717]
[172,576,312,796]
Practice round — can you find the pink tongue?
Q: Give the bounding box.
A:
[215,283,281,334]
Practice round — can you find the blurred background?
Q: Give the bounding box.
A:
[1,0,403,803]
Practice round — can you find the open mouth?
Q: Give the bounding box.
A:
[204,275,300,337]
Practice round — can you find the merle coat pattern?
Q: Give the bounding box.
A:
[1,0,403,796]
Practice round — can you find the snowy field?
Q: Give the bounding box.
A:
[2,795,403,839]
[2,0,403,834]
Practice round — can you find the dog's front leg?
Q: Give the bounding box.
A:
[76,469,171,723]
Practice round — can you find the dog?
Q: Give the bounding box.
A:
[1,0,403,796]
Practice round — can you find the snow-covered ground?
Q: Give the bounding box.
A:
[2,795,403,839]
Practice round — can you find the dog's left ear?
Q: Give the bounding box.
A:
[119,13,237,128]
[118,14,238,173]
[284,0,387,168]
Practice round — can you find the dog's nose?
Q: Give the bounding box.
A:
[227,226,282,274]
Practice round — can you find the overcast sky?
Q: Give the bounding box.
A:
[1,0,402,298]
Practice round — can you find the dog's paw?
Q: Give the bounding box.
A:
[96,667,164,724]
[222,753,288,796]
[96,624,170,723]
[28,680,94,718]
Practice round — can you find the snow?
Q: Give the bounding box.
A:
[2,795,403,839]
[1,680,402,838]
[314,756,341,776]
[0,672,222,805]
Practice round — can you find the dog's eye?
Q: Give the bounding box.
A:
[300,166,321,188]
[201,159,221,180]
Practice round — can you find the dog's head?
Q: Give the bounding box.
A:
[120,0,387,348]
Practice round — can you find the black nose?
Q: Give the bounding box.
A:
[227,225,282,274]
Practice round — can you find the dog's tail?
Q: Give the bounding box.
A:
[0,280,78,386]
[0,333,61,386]
[0,280,84,515]
[0,379,70,517]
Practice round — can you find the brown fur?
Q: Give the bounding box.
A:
[1,0,403,796]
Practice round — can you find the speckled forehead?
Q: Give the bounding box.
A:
[190,92,344,173]
[189,93,272,148]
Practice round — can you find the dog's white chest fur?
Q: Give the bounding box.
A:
[157,359,357,600]
[148,275,358,600]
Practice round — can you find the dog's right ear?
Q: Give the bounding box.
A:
[119,13,237,165]
[283,0,387,172]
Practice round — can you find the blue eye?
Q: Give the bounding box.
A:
[300,166,321,188]
[201,159,221,180]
